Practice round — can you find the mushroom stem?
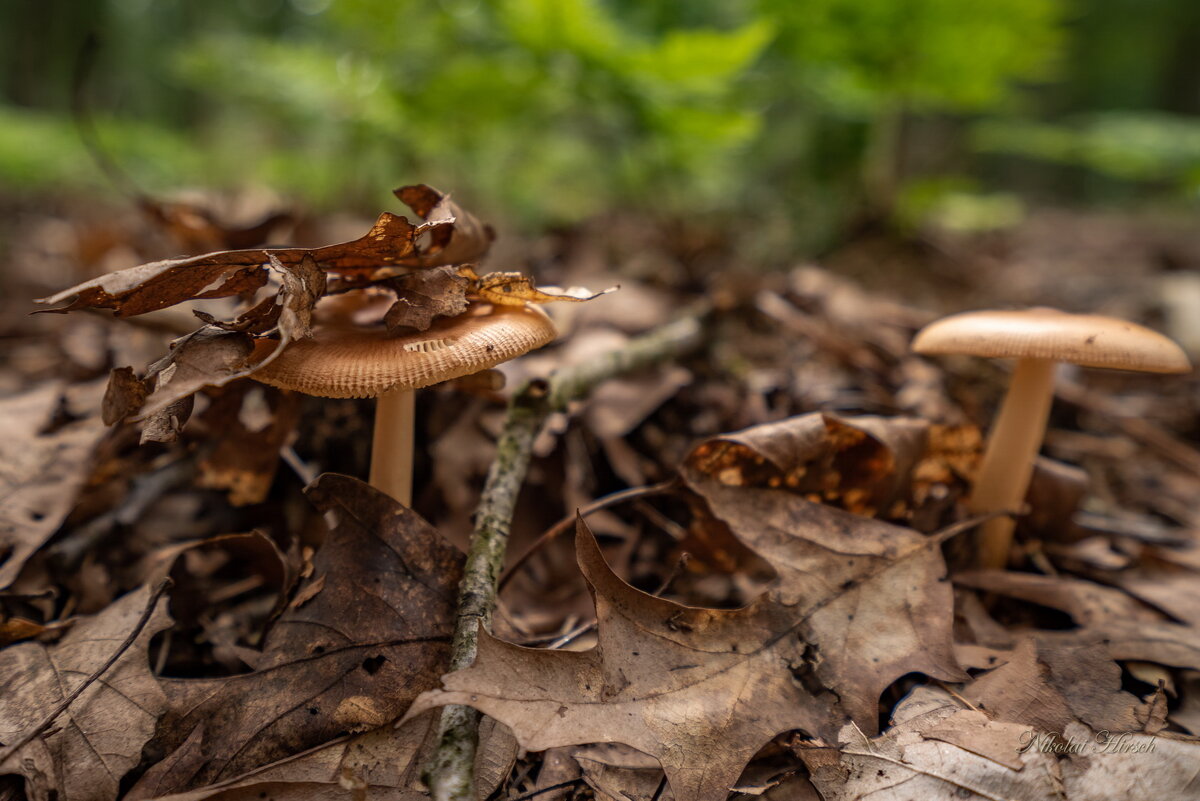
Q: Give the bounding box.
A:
[968,357,1056,569]
[369,388,415,507]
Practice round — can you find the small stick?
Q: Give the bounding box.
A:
[498,478,680,593]
[425,312,707,801]
[505,779,584,801]
[0,578,172,766]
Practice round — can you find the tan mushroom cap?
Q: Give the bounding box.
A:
[912,308,1191,374]
[249,300,557,398]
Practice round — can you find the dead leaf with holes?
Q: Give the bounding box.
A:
[0,381,108,589]
[0,584,172,801]
[127,474,461,798]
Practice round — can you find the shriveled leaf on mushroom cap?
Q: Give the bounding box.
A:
[468,270,618,306]
[36,185,487,319]
[395,184,495,267]
[383,265,472,333]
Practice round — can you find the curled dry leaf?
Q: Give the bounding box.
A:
[683,412,929,518]
[134,327,255,423]
[394,184,494,267]
[0,382,108,589]
[36,211,425,318]
[0,584,172,801]
[469,270,617,307]
[128,474,461,797]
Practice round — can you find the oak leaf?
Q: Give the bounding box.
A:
[37,213,422,318]
[407,414,973,801]
[0,584,172,801]
[408,503,969,801]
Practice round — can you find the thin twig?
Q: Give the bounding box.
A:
[0,578,172,765]
[425,312,707,801]
[498,478,681,593]
[933,680,981,713]
[504,779,584,801]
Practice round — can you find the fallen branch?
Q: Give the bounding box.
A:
[424,311,707,801]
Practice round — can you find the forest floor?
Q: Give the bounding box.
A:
[1,190,1198,801]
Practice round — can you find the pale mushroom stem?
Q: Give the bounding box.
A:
[369,388,415,507]
[968,358,1056,569]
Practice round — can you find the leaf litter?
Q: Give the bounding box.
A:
[1,189,1199,801]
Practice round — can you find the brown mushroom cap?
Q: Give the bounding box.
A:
[249,300,557,398]
[912,308,1191,373]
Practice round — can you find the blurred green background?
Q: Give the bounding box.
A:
[2,0,1198,253]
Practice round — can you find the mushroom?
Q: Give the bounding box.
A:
[249,292,557,506]
[912,308,1190,568]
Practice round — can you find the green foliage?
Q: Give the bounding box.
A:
[762,0,1063,112]
[160,0,772,222]
[974,112,1200,192]
[5,0,1198,246]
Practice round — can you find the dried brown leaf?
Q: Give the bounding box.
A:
[394,184,494,267]
[408,493,969,801]
[796,687,1200,801]
[962,638,1149,734]
[135,327,254,422]
[683,413,929,518]
[384,266,471,333]
[955,570,1200,670]
[472,272,617,307]
[129,474,461,797]
[102,366,150,424]
[0,585,172,801]
[36,212,419,317]
[0,382,108,589]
